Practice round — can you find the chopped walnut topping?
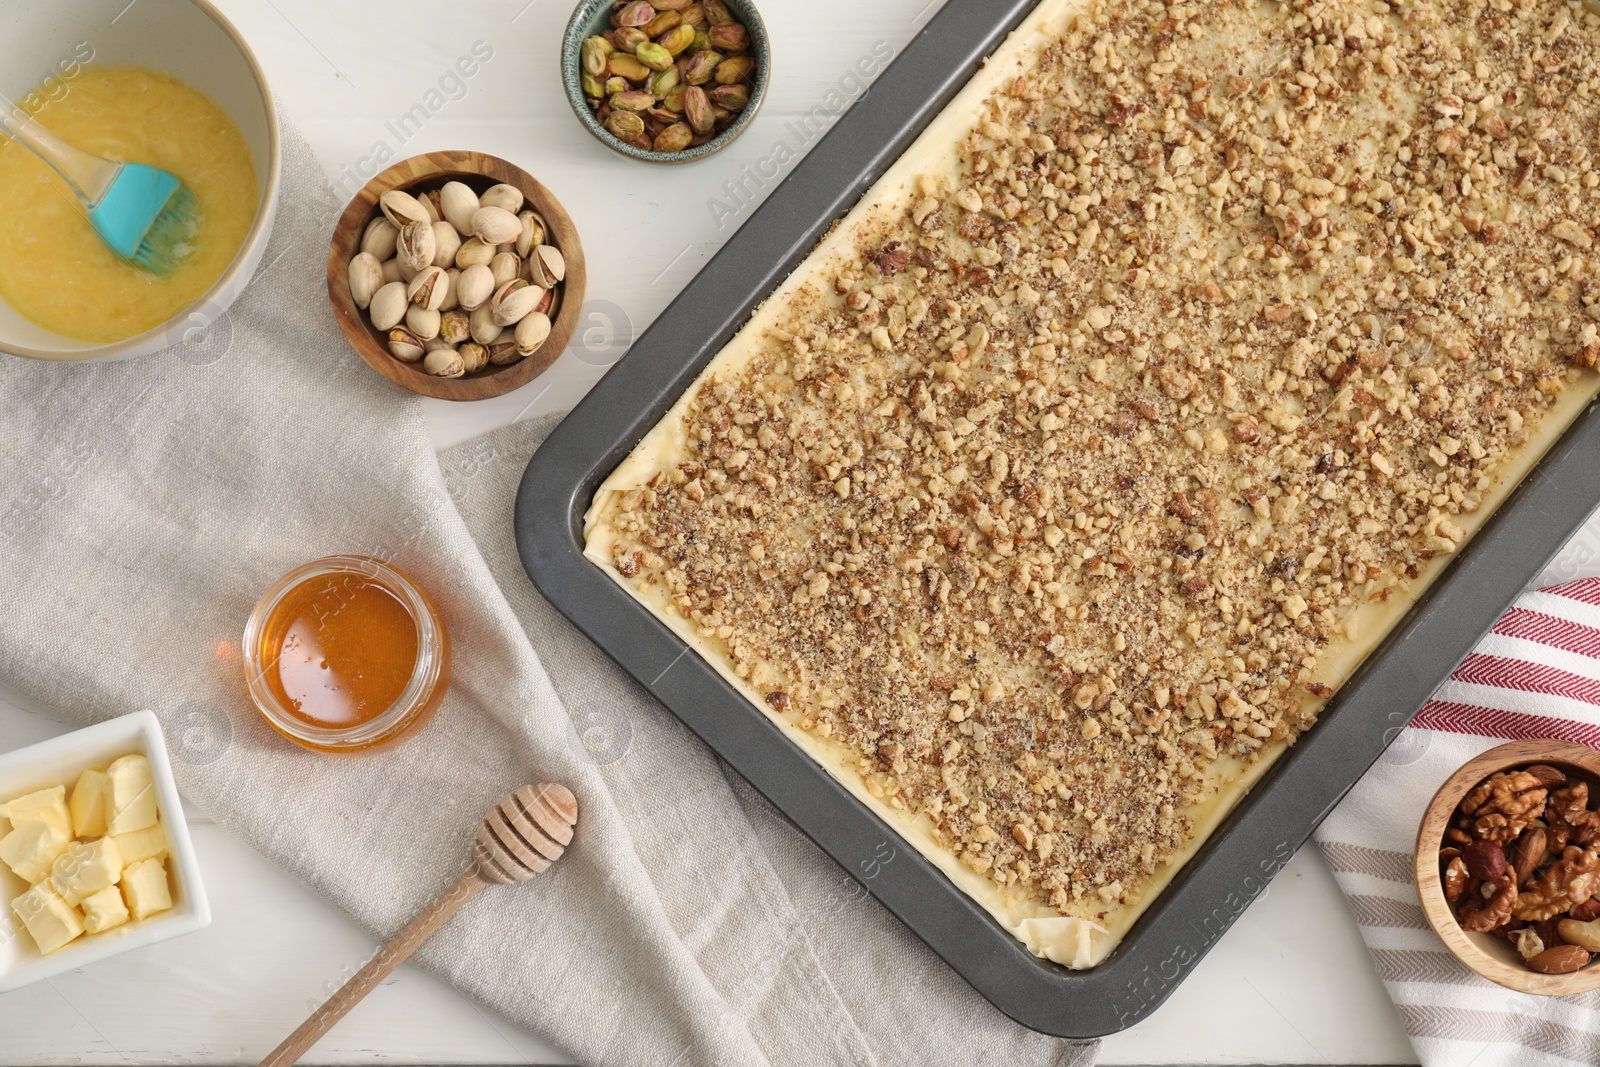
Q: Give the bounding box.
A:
[592,0,1600,924]
[874,241,912,277]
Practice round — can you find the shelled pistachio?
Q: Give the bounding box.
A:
[582,0,757,155]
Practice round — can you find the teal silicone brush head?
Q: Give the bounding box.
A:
[87,162,200,276]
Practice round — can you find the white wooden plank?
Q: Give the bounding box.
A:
[23,0,1587,1057]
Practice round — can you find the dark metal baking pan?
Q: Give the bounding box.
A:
[515,0,1600,1037]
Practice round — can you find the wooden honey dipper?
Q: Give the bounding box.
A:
[259,782,578,1066]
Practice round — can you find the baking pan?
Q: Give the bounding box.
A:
[515,0,1600,1037]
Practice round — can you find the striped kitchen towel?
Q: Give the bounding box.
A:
[1316,577,1600,1067]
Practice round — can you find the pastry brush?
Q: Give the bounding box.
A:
[0,95,198,275]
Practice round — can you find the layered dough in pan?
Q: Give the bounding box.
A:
[588,0,1600,965]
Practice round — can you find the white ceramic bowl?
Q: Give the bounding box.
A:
[0,0,280,362]
[0,711,210,993]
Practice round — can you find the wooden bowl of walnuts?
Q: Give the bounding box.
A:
[1417,739,1600,995]
[326,150,586,402]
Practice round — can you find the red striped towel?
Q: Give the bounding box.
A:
[1316,577,1600,1066]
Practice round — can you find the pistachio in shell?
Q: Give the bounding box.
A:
[479,184,525,215]
[707,22,748,52]
[369,281,409,331]
[715,55,754,85]
[439,269,461,311]
[347,252,383,310]
[388,328,425,362]
[489,251,521,290]
[361,217,399,261]
[396,220,437,273]
[454,236,494,269]
[459,342,490,373]
[515,211,546,258]
[471,206,522,246]
[514,312,552,356]
[380,257,404,285]
[469,303,504,345]
[490,279,545,327]
[407,265,449,311]
[710,83,750,110]
[456,263,495,311]
[486,340,523,366]
[439,182,480,233]
[635,43,674,71]
[528,244,567,287]
[406,304,441,342]
[379,189,430,228]
[423,347,465,378]
[430,221,462,268]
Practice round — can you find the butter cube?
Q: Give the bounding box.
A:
[69,768,109,838]
[80,885,129,934]
[110,820,169,865]
[49,837,123,907]
[105,754,158,835]
[0,820,70,883]
[11,882,84,955]
[1,785,71,836]
[120,858,171,921]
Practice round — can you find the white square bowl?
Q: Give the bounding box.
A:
[0,710,210,992]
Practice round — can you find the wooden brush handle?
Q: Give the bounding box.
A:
[258,870,488,1066]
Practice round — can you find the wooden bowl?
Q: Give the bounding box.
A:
[326,151,586,401]
[1415,739,1600,995]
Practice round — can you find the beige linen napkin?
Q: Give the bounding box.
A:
[0,111,1093,1066]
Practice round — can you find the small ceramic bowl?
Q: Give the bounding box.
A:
[561,0,771,164]
[326,151,586,402]
[0,0,280,362]
[0,711,211,993]
[1416,739,1600,995]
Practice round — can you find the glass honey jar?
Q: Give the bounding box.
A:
[242,555,451,753]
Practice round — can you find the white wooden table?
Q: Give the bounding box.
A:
[15,0,1600,1060]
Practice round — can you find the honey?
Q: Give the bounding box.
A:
[0,66,257,344]
[260,577,418,729]
[243,557,450,753]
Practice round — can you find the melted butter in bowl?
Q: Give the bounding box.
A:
[0,66,257,345]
